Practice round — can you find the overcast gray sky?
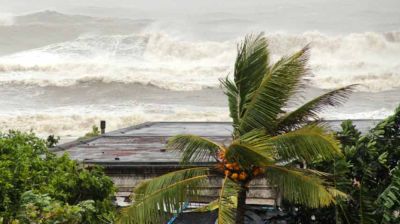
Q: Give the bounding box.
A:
[2,0,400,17]
[1,0,399,34]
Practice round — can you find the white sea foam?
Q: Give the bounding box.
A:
[0,31,399,91]
[0,103,230,140]
[320,108,394,120]
[0,103,392,141]
[0,13,14,26]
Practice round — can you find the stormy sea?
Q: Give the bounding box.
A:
[0,0,399,141]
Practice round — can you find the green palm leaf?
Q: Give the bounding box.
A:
[167,135,222,164]
[118,167,210,224]
[225,130,274,167]
[182,177,239,224]
[238,46,310,135]
[234,33,270,120]
[217,176,239,224]
[220,77,240,132]
[276,85,355,131]
[191,199,220,212]
[266,124,342,163]
[265,165,341,208]
[226,143,273,169]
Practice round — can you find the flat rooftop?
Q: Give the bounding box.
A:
[53,120,381,165]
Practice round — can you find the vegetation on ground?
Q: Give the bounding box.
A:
[0,131,116,224]
[118,33,354,224]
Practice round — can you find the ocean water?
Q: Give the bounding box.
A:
[0,0,399,140]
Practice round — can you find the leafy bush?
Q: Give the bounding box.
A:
[14,191,95,224]
[377,167,400,223]
[0,131,116,223]
[281,105,400,223]
[46,135,60,148]
[79,125,101,141]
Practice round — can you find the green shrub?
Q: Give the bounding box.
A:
[13,191,95,224]
[280,105,400,223]
[0,131,116,223]
[79,125,101,141]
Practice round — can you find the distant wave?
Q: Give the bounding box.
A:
[0,31,399,91]
[11,10,150,26]
[0,10,152,55]
[320,108,395,121]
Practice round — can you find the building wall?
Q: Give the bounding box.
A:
[105,166,277,206]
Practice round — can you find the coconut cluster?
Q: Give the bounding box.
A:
[216,149,264,182]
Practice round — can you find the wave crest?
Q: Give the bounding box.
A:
[0,31,399,91]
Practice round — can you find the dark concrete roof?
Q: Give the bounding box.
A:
[53,120,380,166]
[173,211,218,224]
[172,206,283,224]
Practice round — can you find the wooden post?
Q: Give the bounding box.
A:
[100,120,106,134]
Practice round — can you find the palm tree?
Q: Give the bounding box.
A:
[118,33,353,224]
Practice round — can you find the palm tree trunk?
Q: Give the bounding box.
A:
[235,185,247,224]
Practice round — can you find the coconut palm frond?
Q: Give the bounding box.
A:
[225,143,274,169]
[237,128,269,145]
[220,77,240,130]
[191,179,239,215]
[217,176,239,224]
[225,129,275,167]
[238,47,310,135]
[265,165,339,208]
[167,135,222,164]
[234,33,269,118]
[277,85,356,131]
[225,131,275,168]
[266,124,342,163]
[327,187,349,200]
[118,167,210,224]
[191,199,220,212]
[193,177,238,223]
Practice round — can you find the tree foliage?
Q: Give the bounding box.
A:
[282,105,400,223]
[0,131,116,223]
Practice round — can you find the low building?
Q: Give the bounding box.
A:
[52,120,380,209]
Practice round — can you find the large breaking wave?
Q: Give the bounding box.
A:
[0,31,399,91]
